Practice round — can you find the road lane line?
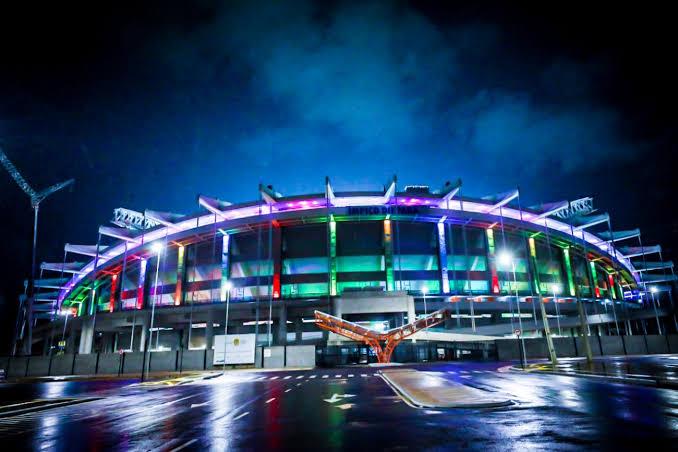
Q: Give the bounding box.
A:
[256,376,266,380]
[265,398,276,404]
[348,374,354,377]
[270,376,279,380]
[448,371,457,374]
[335,375,342,378]
[285,389,292,393]
[169,439,198,452]
[361,374,367,377]
[322,375,329,378]
[310,375,317,379]
[283,376,292,380]
[232,412,250,421]
[296,383,302,386]
[296,375,304,379]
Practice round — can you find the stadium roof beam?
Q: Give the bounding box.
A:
[596,229,641,242]
[325,176,335,204]
[530,200,569,221]
[437,179,461,207]
[197,194,232,218]
[34,291,59,302]
[483,188,519,213]
[34,278,70,289]
[641,273,678,283]
[99,225,141,243]
[572,213,610,231]
[145,210,184,231]
[326,175,396,207]
[632,261,674,272]
[112,207,160,230]
[40,262,86,274]
[260,184,282,205]
[620,245,662,258]
[64,244,108,257]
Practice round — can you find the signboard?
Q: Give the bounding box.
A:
[263,348,272,358]
[213,334,256,365]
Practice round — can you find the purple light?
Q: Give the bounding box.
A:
[424,200,430,204]
[287,203,294,207]
[300,200,308,206]
[312,200,319,205]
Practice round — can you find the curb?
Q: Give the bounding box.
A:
[510,366,678,389]
[380,372,513,409]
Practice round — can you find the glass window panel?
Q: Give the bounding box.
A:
[336,255,385,272]
[447,255,487,271]
[337,281,385,293]
[230,261,273,278]
[393,254,438,271]
[282,283,328,298]
[282,257,329,275]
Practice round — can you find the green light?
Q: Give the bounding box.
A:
[329,219,337,296]
[486,228,495,254]
[384,220,394,291]
[562,248,576,297]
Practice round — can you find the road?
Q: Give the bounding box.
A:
[1,360,677,450]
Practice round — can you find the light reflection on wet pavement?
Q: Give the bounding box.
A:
[0,361,677,450]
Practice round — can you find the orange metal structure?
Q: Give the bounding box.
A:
[314,307,451,363]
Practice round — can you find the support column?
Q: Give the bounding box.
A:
[384,220,395,291]
[78,316,95,354]
[295,318,302,343]
[277,304,287,345]
[437,222,450,294]
[205,309,214,351]
[139,312,150,352]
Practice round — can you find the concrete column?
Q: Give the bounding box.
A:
[206,309,214,351]
[66,319,78,353]
[406,296,416,325]
[277,305,287,345]
[295,318,302,343]
[139,312,150,352]
[78,316,95,354]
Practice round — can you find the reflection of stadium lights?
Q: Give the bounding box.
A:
[551,284,562,294]
[650,286,658,293]
[151,242,164,253]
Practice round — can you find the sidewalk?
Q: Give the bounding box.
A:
[381,368,512,409]
[514,355,678,389]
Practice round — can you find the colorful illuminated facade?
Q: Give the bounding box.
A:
[26,179,676,355]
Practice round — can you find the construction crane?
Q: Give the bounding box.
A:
[314,306,451,363]
[0,145,74,355]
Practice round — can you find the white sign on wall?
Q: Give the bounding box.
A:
[213,334,256,365]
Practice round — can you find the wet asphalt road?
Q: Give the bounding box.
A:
[1,361,677,451]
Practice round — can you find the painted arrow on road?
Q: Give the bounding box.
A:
[323,393,356,404]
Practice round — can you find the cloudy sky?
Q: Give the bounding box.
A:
[0,1,675,350]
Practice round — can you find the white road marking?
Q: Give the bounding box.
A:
[232,412,250,421]
[335,403,354,410]
[270,376,279,380]
[348,374,354,378]
[461,375,471,379]
[285,389,292,393]
[265,398,276,404]
[310,375,317,379]
[283,376,291,380]
[322,375,329,378]
[256,376,266,381]
[361,374,368,377]
[335,375,342,378]
[296,383,302,386]
[447,371,457,374]
[168,439,198,452]
[324,393,356,404]
[296,375,304,379]
[190,402,209,409]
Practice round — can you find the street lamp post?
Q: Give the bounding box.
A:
[551,284,562,336]
[422,286,428,341]
[142,242,163,382]
[499,251,527,368]
[222,281,233,373]
[650,286,662,334]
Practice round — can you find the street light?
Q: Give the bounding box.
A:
[142,241,164,381]
[421,286,428,340]
[498,250,527,368]
[551,283,562,336]
[222,281,233,373]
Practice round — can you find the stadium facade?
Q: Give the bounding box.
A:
[17,178,677,362]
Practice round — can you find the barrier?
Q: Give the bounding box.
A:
[285,345,315,368]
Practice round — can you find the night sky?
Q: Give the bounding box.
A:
[0,2,676,352]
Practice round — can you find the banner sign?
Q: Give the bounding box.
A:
[213,333,256,365]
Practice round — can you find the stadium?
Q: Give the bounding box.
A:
[15,178,677,366]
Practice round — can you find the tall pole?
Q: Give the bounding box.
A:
[512,260,527,367]
[24,205,39,355]
[222,286,231,373]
